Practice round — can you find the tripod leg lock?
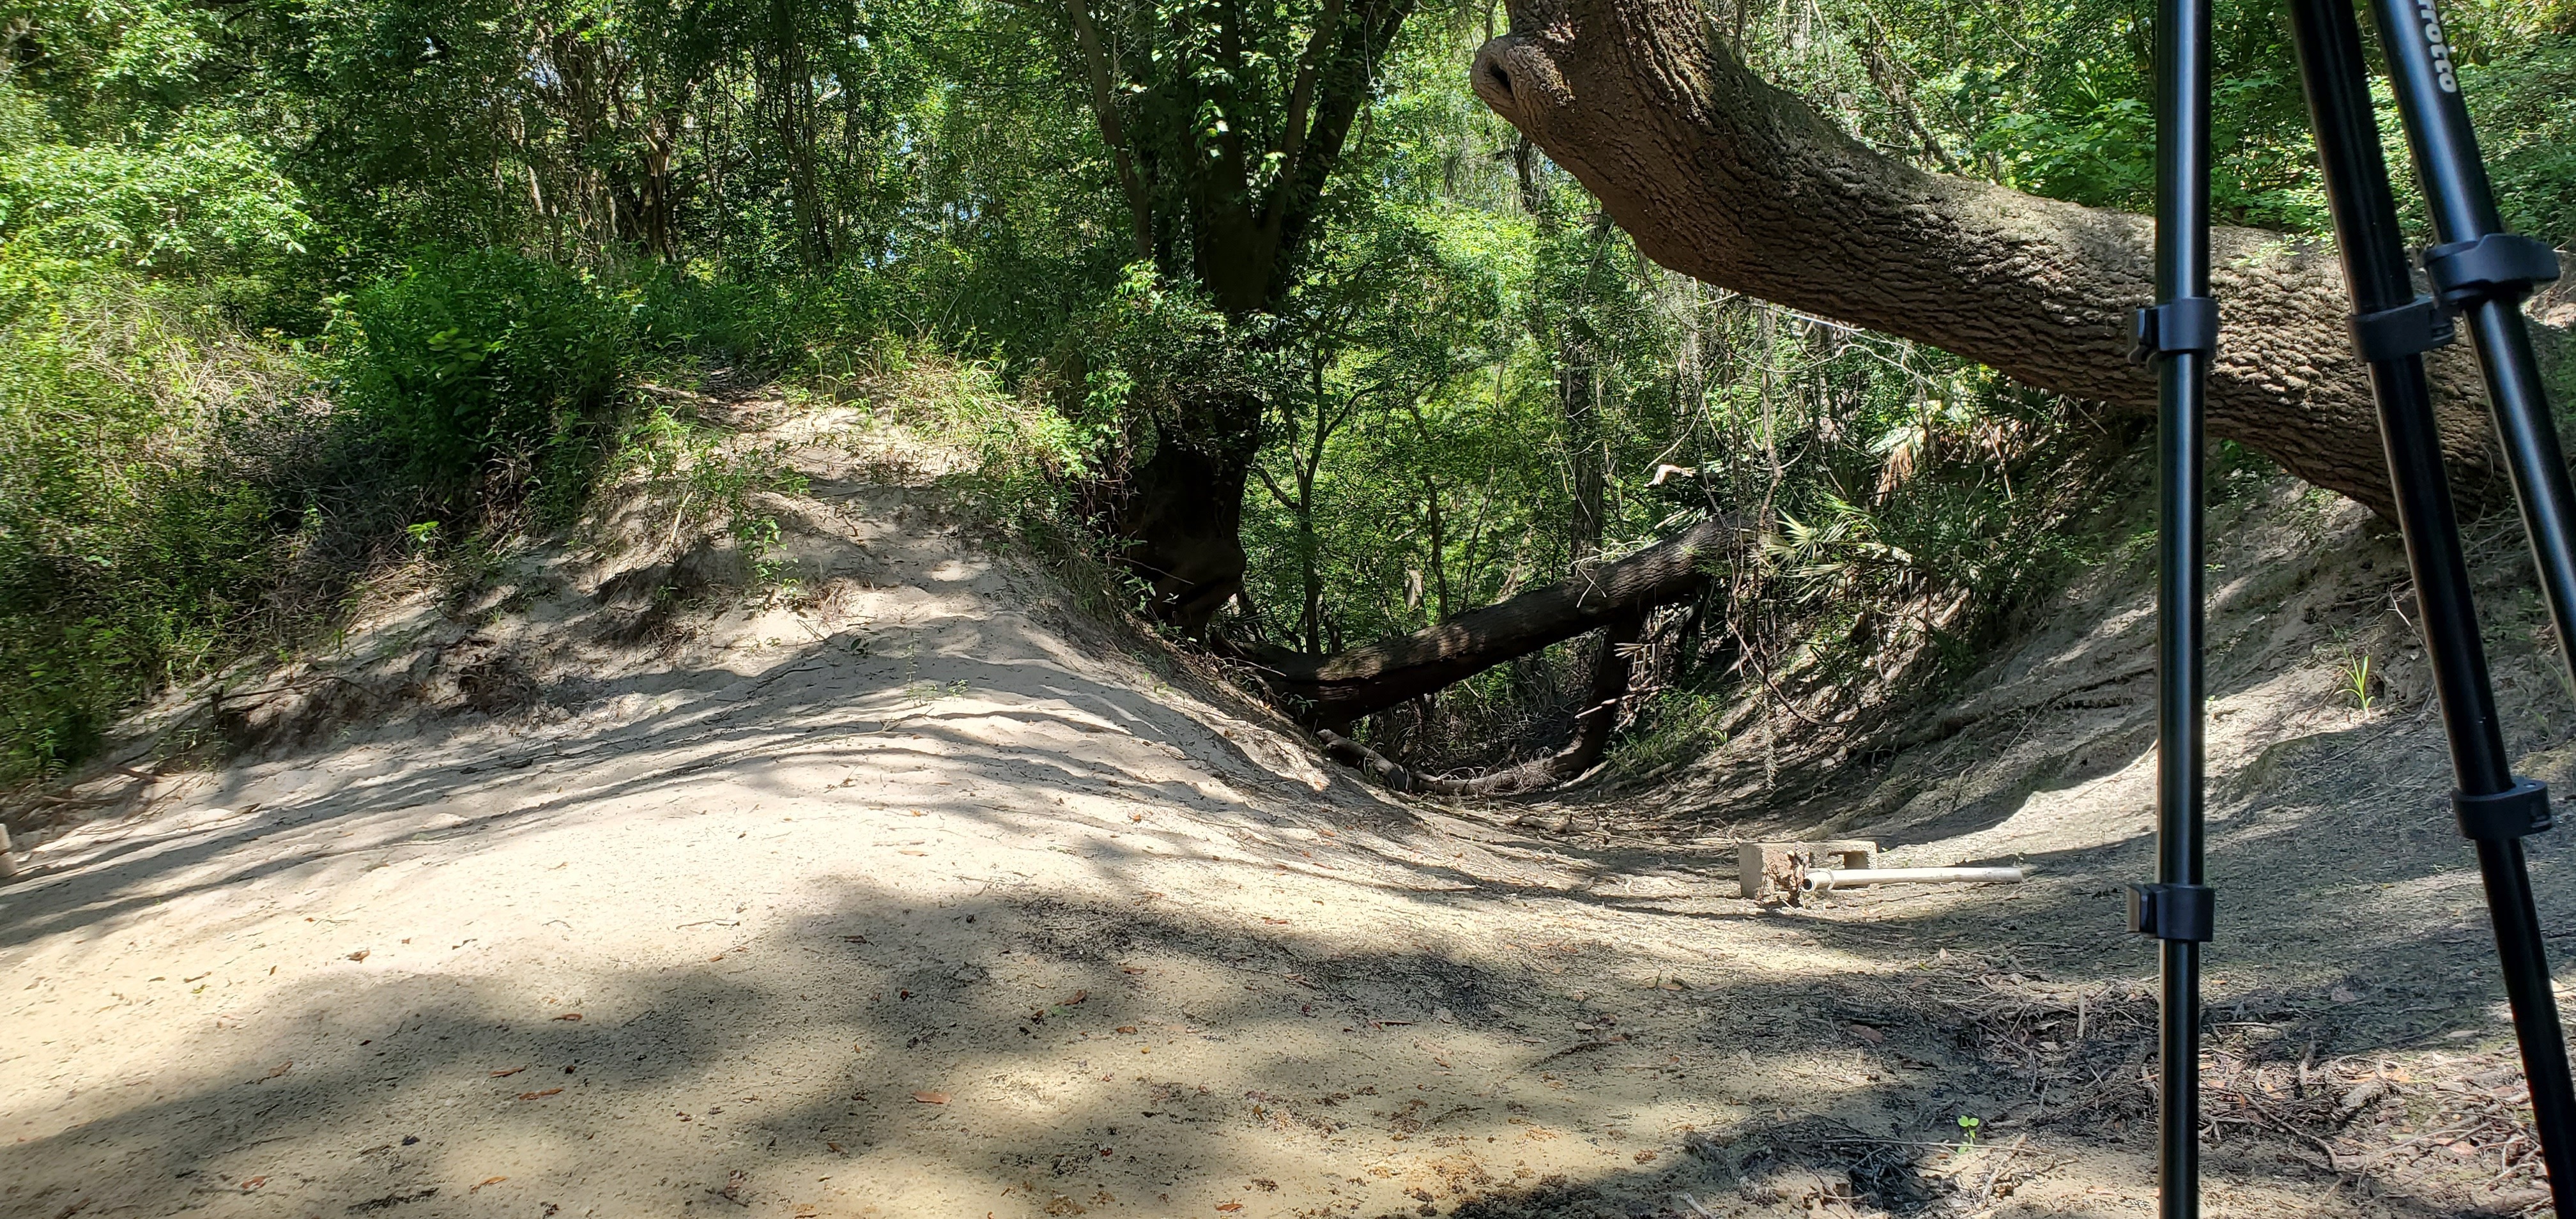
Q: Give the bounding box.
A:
[2454,778,2554,841]
[2424,233,2563,307]
[2129,296,2219,365]
[2350,296,2457,362]
[2126,882,2214,942]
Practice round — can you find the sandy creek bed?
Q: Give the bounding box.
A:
[8,406,2571,1219]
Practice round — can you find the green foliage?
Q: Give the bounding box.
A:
[341,250,632,513]
[625,268,890,372]
[1832,0,2565,236]
[0,111,316,270]
[1889,0,2326,228]
[608,396,809,578]
[2464,36,2576,248]
[0,264,303,781]
[1055,264,1278,478]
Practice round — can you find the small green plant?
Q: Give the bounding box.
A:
[2313,632,2384,720]
[1956,1114,1982,1150]
[609,400,806,569]
[901,678,969,704]
[2336,648,2376,718]
[740,516,788,584]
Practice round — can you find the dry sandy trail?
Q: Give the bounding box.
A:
[0,411,1859,1219]
[2,405,2564,1219]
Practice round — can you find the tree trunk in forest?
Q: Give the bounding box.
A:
[1064,0,1415,628]
[1110,417,1259,627]
[1239,514,1737,726]
[1467,0,2556,517]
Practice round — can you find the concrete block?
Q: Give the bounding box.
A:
[1737,840,1875,900]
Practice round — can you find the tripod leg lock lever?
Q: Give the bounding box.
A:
[2453,778,2554,841]
[2126,882,2214,942]
[2129,296,2219,365]
[2423,234,2563,307]
[2350,296,2457,362]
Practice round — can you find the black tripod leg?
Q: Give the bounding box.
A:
[2290,0,2576,1209]
[2366,0,2576,693]
[2126,0,2216,1215]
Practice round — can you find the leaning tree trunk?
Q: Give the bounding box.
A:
[1239,514,1739,726]
[1316,605,1648,795]
[1468,0,2547,517]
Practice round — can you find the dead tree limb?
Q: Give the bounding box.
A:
[1314,605,1648,795]
[1238,514,1739,727]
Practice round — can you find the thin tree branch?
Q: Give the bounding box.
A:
[1066,0,1154,259]
[1252,463,1305,512]
[1275,0,1346,172]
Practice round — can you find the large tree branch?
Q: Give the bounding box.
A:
[1315,605,1647,795]
[1238,514,1737,724]
[1264,0,1416,290]
[1067,0,1154,259]
[1466,0,2552,517]
[1275,0,1345,175]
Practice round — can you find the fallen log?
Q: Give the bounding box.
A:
[1311,606,1648,796]
[1239,515,1740,728]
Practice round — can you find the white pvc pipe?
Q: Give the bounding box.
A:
[1800,866,2025,893]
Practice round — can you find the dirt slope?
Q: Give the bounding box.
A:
[4,399,2572,1219]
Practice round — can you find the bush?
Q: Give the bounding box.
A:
[1047,264,1278,479]
[0,249,661,785]
[341,249,633,518]
[2465,36,2576,250]
[0,89,316,275]
[625,264,896,372]
[0,261,305,782]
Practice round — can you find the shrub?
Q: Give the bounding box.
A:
[625,264,895,373]
[0,261,305,782]
[0,94,316,275]
[341,249,632,518]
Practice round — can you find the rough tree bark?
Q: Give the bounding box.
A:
[1466,0,2545,516]
[1240,514,1738,726]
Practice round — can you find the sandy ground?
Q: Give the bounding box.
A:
[6,404,2575,1219]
